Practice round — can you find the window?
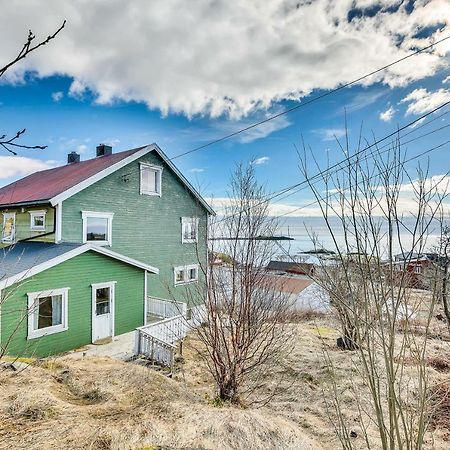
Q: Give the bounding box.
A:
[82,211,114,246]
[95,286,111,315]
[27,288,69,339]
[181,217,199,243]
[140,163,162,196]
[174,264,199,285]
[414,265,422,274]
[29,210,46,231]
[2,212,15,243]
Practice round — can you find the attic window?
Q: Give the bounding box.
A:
[140,163,162,196]
[29,210,46,231]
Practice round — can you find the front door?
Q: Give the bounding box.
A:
[92,282,115,342]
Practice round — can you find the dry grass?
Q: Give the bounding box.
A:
[1,309,450,449]
[0,355,321,450]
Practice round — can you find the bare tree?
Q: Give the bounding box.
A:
[0,21,65,155]
[184,163,294,404]
[300,135,446,449]
[0,21,65,362]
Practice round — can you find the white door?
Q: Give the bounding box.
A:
[92,282,115,342]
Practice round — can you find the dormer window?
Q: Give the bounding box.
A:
[140,163,162,196]
[82,211,114,246]
[29,210,46,231]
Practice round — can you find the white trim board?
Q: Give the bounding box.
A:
[0,244,159,290]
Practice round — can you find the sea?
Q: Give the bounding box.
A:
[275,216,443,258]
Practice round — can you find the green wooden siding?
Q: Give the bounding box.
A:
[0,207,55,248]
[1,251,145,357]
[61,150,208,303]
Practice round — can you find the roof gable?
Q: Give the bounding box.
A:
[0,144,214,215]
[0,242,158,290]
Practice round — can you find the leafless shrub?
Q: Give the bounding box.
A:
[300,132,447,449]
[183,163,296,405]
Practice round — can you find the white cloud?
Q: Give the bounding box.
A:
[0,156,57,181]
[0,0,448,118]
[253,156,270,165]
[443,75,450,84]
[379,105,396,122]
[190,167,205,173]
[76,144,88,154]
[314,128,347,142]
[68,79,88,99]
[401,87,450,115]
[51,91,63,102]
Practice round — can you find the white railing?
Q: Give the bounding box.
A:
[134,314,189,369]
[134,329,176,370]
[135,299,206,369]
[147,296,187,319]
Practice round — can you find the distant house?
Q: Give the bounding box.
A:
[266,260,315,276]
[262,273,329,312]
[0,143,214,357]
[391,253,443,289]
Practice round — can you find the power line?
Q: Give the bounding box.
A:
[211,100,450,226]
[273,111,450,205]
[277,137,450,218]
[171,34,450,161]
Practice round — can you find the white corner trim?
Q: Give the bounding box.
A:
[0,244,159,290]
[143,270,148,325]
[55,203,62,243]
[49,145,158,206]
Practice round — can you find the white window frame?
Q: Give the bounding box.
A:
[174,264,199,286]
[27,288,69,339]
[29,210,47,231]
[2,212,16,243]
[140,163,163,196]
[81,211,114,246]
[181,217,199,243]
[414,265,422,274]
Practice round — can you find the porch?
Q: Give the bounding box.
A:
[67,297,204,368]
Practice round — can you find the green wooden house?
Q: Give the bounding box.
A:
[0,144,213,357]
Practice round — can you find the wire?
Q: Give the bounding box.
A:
[273,112,450,204]
[170,34,450,161]
[211,100,450,226]
[276,137,450,218]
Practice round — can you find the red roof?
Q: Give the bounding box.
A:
[0,147,144,207]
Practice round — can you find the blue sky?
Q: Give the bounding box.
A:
[0,0,449,216]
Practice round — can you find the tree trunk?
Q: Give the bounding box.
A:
[442,263,450,324]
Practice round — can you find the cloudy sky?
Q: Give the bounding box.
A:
[0,0,449,217]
